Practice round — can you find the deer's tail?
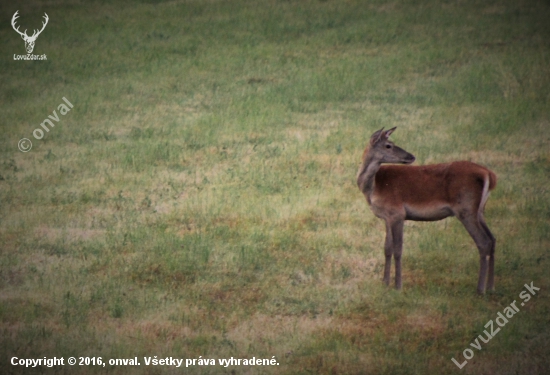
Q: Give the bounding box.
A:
[488,169,497,191]
[479,169,497,217]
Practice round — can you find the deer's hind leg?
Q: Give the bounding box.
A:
[480,216,496,291]
[457,213,495,294]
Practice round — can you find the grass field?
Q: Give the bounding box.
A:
[1,0,549,373]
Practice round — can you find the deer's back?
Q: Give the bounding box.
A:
[373,161,495,210]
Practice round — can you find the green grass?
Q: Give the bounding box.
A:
[1,0,549,373]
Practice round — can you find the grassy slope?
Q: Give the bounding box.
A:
[1,0,549,373]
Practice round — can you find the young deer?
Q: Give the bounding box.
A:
[357,127,497,294]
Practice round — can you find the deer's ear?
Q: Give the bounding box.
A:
[383,127,397,139]
[370,127,385,145]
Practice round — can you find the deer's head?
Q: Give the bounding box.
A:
[366,127,416,165]
[11,11,49,54]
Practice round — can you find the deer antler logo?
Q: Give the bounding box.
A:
[11,10,49,54]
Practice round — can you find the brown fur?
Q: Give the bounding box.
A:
[357,127,497,293]
[373,162,496,221]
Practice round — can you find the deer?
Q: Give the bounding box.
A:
[11,11,49,54]
[356,127,497,294]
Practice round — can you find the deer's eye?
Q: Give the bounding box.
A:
[386,144,392,149]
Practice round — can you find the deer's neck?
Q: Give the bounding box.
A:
[357,152,381,205]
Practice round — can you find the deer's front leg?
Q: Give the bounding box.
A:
[392,220,405,290]
[383,221,393,286]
